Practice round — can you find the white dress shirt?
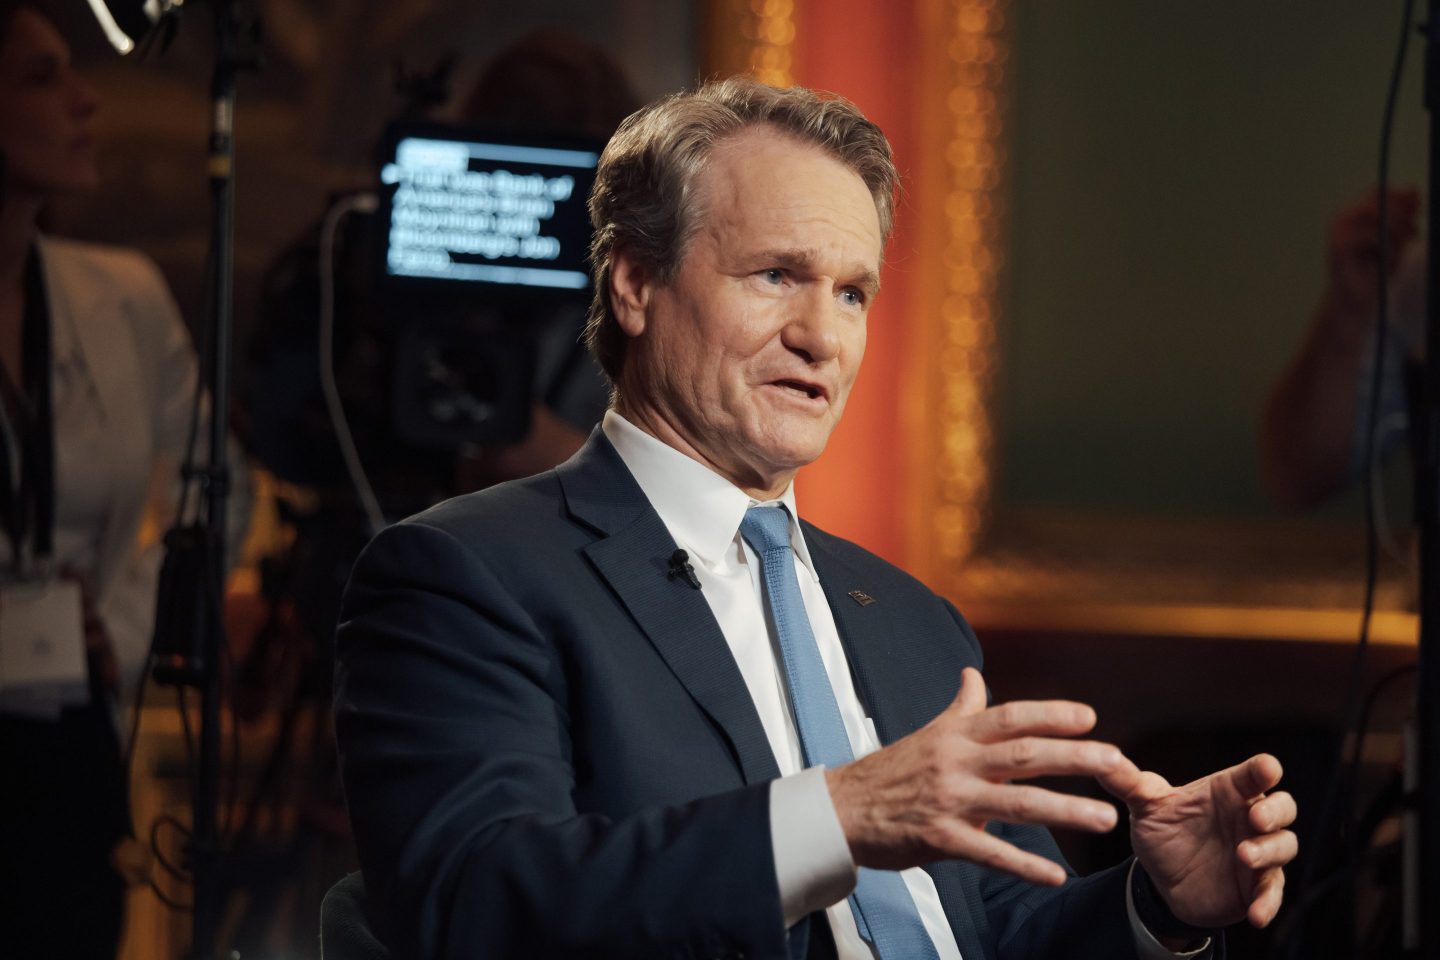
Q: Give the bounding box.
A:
[604,411,960,959]
[602,411,1207,960]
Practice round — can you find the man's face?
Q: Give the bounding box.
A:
[616,126,883,495]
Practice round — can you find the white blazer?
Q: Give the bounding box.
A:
[38,235,244,710]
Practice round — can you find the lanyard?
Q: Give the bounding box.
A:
[0,247,56,575]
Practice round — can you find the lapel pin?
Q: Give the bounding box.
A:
[848,590,876,607]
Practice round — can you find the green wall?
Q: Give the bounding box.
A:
[998,2,1425,519]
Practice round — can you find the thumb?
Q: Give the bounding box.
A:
[1097,756,1169,810]
[952,666,987,717]
[1227,753,1283,800]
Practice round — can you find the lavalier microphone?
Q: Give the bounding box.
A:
[667,549,702,590]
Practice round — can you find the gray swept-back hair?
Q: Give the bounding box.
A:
[583,76,898,386]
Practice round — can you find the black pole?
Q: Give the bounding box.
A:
[1418,7,1440,958]
[189,1,238,955]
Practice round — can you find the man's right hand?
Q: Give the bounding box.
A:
[1324,186,1420,320]
[1260,186,1423,508]
[824,666,1125,885]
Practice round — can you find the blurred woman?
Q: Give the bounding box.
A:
[0,3,217,956]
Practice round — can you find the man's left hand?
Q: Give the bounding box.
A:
[1100,753,1298,929]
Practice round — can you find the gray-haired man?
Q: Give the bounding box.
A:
[336,77,1296,959]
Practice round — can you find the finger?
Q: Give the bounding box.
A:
[952,666,987,717]
[1248,867,1286,928]
[1365,186,1421,211]
[1356,190,1382,214]
[1391,212,1421,237]
[978,737,1125,782]
[1338,206,1418,243]
[1095,755,1171,807]
[967,782,1118,834]
[1389,219,1421,244]
[965,699,1097,744]
[1391,186,1422,212]
[1340,203,1380,226]
[945,824,1068,886]
[1333,213,1379,247]
[1249,791,1298,834]
[1229,753,1283,800]
[1239,830,1298,870]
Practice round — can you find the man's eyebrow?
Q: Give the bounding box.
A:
[754,248,882,296]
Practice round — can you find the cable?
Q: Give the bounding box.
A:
[1371,411,1418,569]
[121,647,153,819]
[148,880,195,915]
[1277,3,1417,953]
[177,685,197,779]
[1346,664,1419,846]
[150,813,194,883]
[176,242,218,528]
[216,541,241,846]
[1356,0,1415,782]
[148,814,196,913]
[317,192,385,536]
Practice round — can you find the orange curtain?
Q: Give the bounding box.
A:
[703,0,1005,584]
[791,0,922,569]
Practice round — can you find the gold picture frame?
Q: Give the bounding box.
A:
[702,0,1416,649]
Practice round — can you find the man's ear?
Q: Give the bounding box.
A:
[609,247,653,338]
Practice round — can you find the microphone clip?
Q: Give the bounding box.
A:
[668,549,702,590]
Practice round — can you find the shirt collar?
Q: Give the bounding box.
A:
[601,410,820,581]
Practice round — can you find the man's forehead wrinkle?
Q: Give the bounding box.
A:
[722,196,881,253]
[683,128,884,281]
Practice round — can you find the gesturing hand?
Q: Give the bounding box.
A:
[1326,187,1420,318]
[1100,753,1298,929]
[825,667,1125,885]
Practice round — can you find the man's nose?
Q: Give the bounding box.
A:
[782,286,841,364]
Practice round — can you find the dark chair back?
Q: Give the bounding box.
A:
[320,871,390,960]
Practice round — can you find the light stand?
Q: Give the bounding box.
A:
[188,2,239,951]
[84,0,184,55]
[94,0,252,955]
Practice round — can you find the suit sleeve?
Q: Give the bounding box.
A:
[334,519,790,960]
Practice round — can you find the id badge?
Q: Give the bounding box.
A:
[0,578,87,718]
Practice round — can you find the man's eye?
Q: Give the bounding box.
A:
[761,268,785,285]
[840,288,864,307]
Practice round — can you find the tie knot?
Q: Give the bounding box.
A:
[740,505,793,555]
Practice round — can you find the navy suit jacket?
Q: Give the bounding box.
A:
[334,430,1144,959]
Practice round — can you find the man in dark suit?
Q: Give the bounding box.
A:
[335,78,1298,960]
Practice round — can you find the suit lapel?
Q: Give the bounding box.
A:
[804,529,953,746]
[804,526,994,960]
[37,239,139,437]
[560,432,781,786]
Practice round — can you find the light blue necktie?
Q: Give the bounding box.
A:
[741,505,941,960]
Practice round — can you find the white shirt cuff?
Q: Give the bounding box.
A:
[770,766,858,927]
[1126,861,1214,959]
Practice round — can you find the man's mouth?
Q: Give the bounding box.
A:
[771,379,825,401]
